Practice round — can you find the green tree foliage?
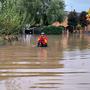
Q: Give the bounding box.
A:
[68,10,78,29]
[0,0,23,35]
[46,0,65,24]
[18,0,65,25]
[0,0,65,35]
[79,11,88,28]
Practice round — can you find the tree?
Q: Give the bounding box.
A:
[86,8,90,22]
[68,10,78,30]
[0,0,23,35]
[46,0,65,24]
[21,0,65,26]
[79,11,88,29]
[0,0,65,35]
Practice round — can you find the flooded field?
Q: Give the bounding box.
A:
[0,33,90,90]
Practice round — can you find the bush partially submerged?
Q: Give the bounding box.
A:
[41,26,64,35]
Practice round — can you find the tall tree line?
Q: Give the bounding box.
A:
[67,10,89,32]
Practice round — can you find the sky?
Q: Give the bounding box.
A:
[65,0,90,12]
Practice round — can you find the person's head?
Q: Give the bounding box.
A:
[41,32,45,36]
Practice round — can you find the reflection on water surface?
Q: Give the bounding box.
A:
[0,34,90,90]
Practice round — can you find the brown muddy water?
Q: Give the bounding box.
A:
[0,33,90,90]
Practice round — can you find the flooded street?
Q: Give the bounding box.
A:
[0,33,90,90]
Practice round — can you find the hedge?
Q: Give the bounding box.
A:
[41,25,64,35]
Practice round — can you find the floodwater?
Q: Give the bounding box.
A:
[0,33,90,90]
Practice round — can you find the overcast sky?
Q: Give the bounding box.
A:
[65,0,90,12]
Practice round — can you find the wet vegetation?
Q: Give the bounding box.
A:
[0,0,65,36]
[42,26,64,35]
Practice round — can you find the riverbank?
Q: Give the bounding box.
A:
[0,35,18,41]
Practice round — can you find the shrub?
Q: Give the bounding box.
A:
[77,24,82,30]
[0,28,21,35]
[0,37,6,46]
[41,25,64,35]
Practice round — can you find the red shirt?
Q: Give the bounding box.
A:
[38,35,48,44]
